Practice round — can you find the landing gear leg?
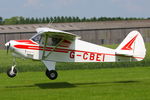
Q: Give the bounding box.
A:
[7,58,17,78]
[42,60,58,80]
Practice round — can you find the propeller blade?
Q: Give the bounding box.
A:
[6,43,10,54]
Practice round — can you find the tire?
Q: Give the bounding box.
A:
[7,67,17,78]
[45,69,58,80]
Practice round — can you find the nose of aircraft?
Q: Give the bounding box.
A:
[5,41,10,47]
[5,41,12,53]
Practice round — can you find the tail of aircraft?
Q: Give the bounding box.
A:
[115,30,146,61]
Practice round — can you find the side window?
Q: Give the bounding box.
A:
[47,37,62,46]
[47,37,53,46]
[52,38,62,46]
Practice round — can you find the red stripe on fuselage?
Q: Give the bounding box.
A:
[13,44,144,60]
[15,40,37,45]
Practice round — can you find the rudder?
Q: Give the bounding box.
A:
[115,31,146,61]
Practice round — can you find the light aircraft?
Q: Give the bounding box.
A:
[5,28,146,80]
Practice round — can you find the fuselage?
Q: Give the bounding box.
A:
[5,38,142,63]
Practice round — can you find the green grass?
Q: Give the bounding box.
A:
[0,44,150,100]
[0,67,150,100]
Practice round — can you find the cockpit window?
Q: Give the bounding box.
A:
[31,34,42,43]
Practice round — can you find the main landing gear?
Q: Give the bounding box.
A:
[43,60,58,80]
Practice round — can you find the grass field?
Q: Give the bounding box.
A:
[0,43,150,100]
[0,67,150,100]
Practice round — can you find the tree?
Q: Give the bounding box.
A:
[19,17,25,24]
[30,17,35,24]
[25,18,30,24]
[60,16,64,22]
[4,16,22,25]
[39,18,43,23]
[49,17,54,23]
[91,17,97,21]
[67,16,72,22]
[0,17,3,24]
[35,18,39,23]
[56,16,61,23]
[76,16,81,22]
[46,17,50,23]
[42,17,47,23]
[53,17,57,23]
[1,16,149,25]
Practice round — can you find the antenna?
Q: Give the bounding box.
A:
[47,19,54,28]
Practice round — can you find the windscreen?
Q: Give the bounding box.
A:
[31,34,42,44]
[31,34,62,46]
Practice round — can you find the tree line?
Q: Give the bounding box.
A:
[0,16,149,25]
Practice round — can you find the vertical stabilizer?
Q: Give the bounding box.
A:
[115,31,146,61]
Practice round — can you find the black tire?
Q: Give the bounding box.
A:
[45,69,58,80]
[7,67,17,78]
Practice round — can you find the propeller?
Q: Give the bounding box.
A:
[5,42,11,54]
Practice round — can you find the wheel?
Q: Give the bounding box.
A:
[45,69,58,80]
[7,67,17,78]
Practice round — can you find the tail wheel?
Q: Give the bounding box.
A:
[45,69,58,80]
[7,67,17,78]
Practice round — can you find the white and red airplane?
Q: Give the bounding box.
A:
[5,28,146,80]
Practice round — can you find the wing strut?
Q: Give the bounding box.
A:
[42,34,65,59]
[44,38,65,59]
[42,34,47,59]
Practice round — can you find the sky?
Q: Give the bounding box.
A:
[0,0,150,18]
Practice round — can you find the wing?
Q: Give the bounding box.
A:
[36,27,80,40]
